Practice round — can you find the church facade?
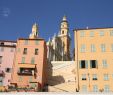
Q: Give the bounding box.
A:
[47,16,71,63]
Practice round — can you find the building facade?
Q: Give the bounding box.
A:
[47,16,71,62]
[11,23,47,91]
[74,27,113,92]
[0,40,16,90]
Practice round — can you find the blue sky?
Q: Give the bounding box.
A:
[0,0,113,53]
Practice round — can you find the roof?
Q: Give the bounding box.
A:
[18,38,45,41]
[74,27,113,31]
[0,40,16,43]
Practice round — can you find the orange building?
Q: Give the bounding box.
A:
[74,27,113,92]
[11,23,47,91]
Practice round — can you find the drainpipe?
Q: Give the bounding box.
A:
[75,30,80,92]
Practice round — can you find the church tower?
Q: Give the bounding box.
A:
[29,23,38,39]
[59,16,71,60]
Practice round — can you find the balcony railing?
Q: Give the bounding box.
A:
[17,71,32,75]
[17,69,36,76]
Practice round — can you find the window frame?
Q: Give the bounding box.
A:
[80,31,85,37]
[35,48,38,55]
[91,44,96,52]
[80,44,86,53]
[82,74,87,80]
[23,48,27,55]
[90,60,97,68]
[101,44,106,52]
[90,31,94,37]
[92,74,97,80]
[104,74,109,81]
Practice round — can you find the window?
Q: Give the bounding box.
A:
[0,47,4,52]
[31,57,35,64]
[102,60,108,68]
[79,60,88,69]
[111,44,113,52]
[82,74,86,80]
[90,31,94,37]
[0,77,3,86]
[110,30,113,36]
[0,56,2,64]
[92,74,97,80]
[21,57,25,63]
[80,31,85,37]
[80,44,86,52]
[99,31,104,36]
[24,40,28,45]
[18,76,22,82]
[90,60,97,68]
[82,85,87,92]
[0,42,4,45]
[91,44,96,52]
[35,48,38,55]
[23,48,27,54]
[62,30,64,34]
[104,74,109,81]
[5,68,11,73]
[101,44,106,52]
[93,85,98,92]
[10,48,14,52]
[104,85,110,92]
[35,40,39,45]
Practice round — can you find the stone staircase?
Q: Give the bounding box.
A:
[47,79,76,92]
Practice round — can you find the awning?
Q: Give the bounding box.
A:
[18,63,36,68]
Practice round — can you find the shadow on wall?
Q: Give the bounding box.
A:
[47,60,65,86]
[49,75,65,86]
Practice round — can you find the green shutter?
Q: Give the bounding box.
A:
[29,76,32,82]
[35,40,39,45]
[85,60,88,69]
[90,60,92,68]
[21,57,25,63]
[31,57,35,64]
[96,60,98,68]
[79,60,81,68]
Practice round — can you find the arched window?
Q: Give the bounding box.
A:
[62,31,64,34]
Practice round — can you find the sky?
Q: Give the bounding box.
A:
[0,0,113,54]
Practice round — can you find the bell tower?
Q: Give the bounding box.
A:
[29,23,38,39]
[59,16,71,60]
[60,15,69,35]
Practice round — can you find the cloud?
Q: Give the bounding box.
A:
[0,7,10,17]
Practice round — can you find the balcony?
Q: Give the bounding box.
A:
[17,68,36,76]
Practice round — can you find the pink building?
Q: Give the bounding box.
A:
[11,23,47,91]
[0,40,16,89]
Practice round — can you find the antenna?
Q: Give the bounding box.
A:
[86,26,89,29]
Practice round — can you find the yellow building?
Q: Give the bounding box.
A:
[74,27,113,92]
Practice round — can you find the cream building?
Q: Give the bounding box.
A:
[47,16,71,62]
[47,61,77,92]
[74,27,113,92]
